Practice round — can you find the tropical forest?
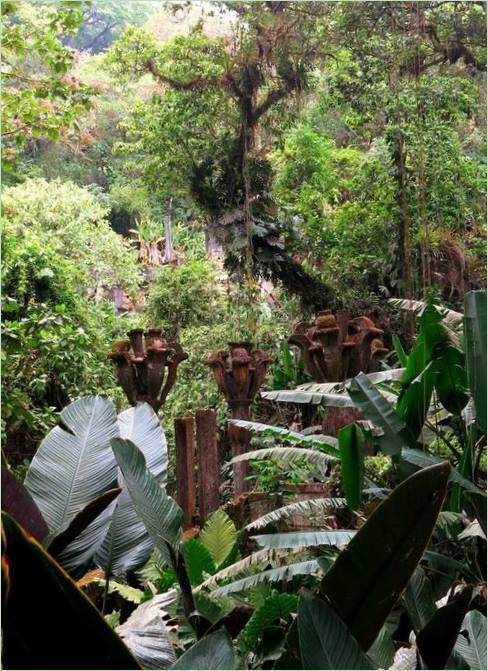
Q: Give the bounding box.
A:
[1,1,487,669]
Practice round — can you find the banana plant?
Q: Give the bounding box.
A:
[22,397,168,576]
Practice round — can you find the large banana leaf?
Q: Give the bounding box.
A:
[261,389,356,406]
[110,438,183,565]
[95,404,168,575]
[464,290,487,432]
[172,630,235,670]
[348,372,414,454]
[298,591,374,670]
[116,591,177,670]
[297,368,406,392]
[196,547,297,590]
[402,448,483,494]
[417,586,473,669]
[24,396,119,572]
[454,610,487,670]
[210,559,322,598]
[245,497,346,531]
[252,530,356,549]
[230,419,339,454]
[320,462,450,651]
[1,512,139,670]
[401,567,436,633]
[230,446,335,469]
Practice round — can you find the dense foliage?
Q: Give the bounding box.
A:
[1,2,486,669]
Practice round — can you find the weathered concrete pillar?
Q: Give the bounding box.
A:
[196,408,220,524]
[174,416,196,529]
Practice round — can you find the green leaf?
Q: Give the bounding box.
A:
[1,512,140,669]
[393,334,408,367]
[261,389,356,406]
[417,586,473,669]
[200,510,237,569]
[339,424,365,510]
[240,593,297,652]
[110,438,183,566]
[99,580,145,604]
[402,448,483,494]
[211,560,322,597]
[24,397,119,573]
[172,630,235,670]
[298,591,374,670]
[464,290,487,432]
[402,567,437,633]
[231,447,335,470]
[433,345,469,415]
[320,462,450,650]
[252,530,355,549]
[47,488,121,558]
[230,419,339,455]
[454,610,487,670]
[245,497,346,531]
[348,372,413,454]
[182,538,215,586]
[96,404,169,575]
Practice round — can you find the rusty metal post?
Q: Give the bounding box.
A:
[196,409,220,524]
[206,343,271,499]
[175,416,196,530]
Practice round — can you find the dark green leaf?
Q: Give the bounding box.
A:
[298,591,374,670]
[172,630,235,670]
[339,423,365,510]
[417,586,473,669]
[1,512,140,670]
[182,538,215,586]
[348,372,413,454]
[320,462,450,650]
[402,567,437,633]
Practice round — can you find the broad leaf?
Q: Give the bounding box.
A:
[96,404,168,575]
[433,345,469,415]
[1,512,139,670]
[172,630,235,670]
[182,538,216,586]
[1,463,48,542]
[48,488,121,558]
[298,591,374,670]
[200,510,237,569]
[252,530,355,549]
[116,592,176,670]
[464,290,487,432]
[402,567,436,633]
[245,497,346,531]
[230,419,339,455]
[298,368,406,392]
[24,396,119,572]
[348,372,413,454]
[320,462,450,650]
[454,610,487,670]
[417,586,473,669]
[111,438,183,565]
[231,447,335,469]
[402,448,483,494]
[261,389,356,406]
[240,593,297,651]
[211,560,322,597]
[338,423,365,510]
